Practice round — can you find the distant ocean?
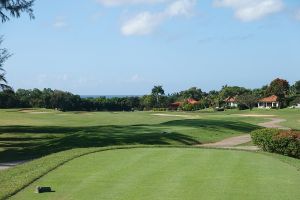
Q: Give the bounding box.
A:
[80,95,142,99]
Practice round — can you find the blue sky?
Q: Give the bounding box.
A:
[1,0,300,95]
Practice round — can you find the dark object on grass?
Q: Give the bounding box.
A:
[35,186,52,193]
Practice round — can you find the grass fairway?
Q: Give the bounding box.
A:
[11,148,300,200]
[0,109,262,162]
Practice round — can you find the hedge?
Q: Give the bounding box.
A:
[251,128,300,158]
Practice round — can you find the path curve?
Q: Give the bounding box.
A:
[196,117,290,150]
[258,118,290,130]
[197,135,259,151]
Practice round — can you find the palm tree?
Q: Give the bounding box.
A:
[0,38,11,90]
[0,70,10,90]
[0,0,34,22]
[151,85,165,107]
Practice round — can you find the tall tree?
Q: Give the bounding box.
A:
[266,78,290,98]
[151,85,165,107]
[0,0,34,22]
[0,38,11,90]
[219,85,249,100]
[294,80,300,95]
[1,0,34,89]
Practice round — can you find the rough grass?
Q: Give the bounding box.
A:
[10,147,300,200]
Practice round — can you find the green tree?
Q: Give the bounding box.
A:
[237,94,257,110]
[252,85,268,98]
[140,95,155,110]
[266,78,290,98]
[151,85,165,107]
[294,81,300,95]
[0,0,34,22]
[219,85,249,100]
[179,87,203,100]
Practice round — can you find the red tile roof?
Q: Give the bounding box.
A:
[187,98,199,105]
[170,102,182,107]
[170,98,199,107]
[224,97,237,103]
[258,95,279,103]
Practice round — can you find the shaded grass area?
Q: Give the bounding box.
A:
[11,147,300,200]
[0,118,258,162]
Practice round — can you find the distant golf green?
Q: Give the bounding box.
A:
[12,148,300,200]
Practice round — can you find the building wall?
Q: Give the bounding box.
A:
[258,102,279,108]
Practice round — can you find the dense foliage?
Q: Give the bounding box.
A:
[251,128,300,158]
[0,78,299,111]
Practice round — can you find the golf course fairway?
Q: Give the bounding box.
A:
[12,148,300,200]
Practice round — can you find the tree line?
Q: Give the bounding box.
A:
[0,78,299,111]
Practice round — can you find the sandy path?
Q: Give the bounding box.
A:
[196,117,291,150]
[198,135,256,148]
[258,118,290,130]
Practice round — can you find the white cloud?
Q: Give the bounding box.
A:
[121,0,195,36]
[52,17,68,28]
[213,0,283,22]
[121,12,164,35]
[97,0,169,6]
[166,0,195,16]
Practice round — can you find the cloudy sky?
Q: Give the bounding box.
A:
[2,0,300,95]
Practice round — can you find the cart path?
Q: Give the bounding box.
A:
[198,134,258,150]
[258,118,290,130]
[197,117,290,150]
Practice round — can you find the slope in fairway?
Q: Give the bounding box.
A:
[12,148,300,200]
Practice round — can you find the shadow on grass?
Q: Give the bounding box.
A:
[161,119,258,132]
[0,118,259,162]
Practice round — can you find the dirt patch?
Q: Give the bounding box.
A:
[231,114,276,117]
[152,113,199,118]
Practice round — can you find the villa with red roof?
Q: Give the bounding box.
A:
[257,95,280,109]
[224,96,238,108]
[170,98,199,109]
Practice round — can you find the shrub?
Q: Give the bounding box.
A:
[251,128,300,158]
[272,131,300,158]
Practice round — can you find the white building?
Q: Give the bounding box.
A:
[224,97,238,108]
[257,95,280,109]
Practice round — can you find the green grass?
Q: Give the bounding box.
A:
[11,147,300,200]
[0,109,262,162]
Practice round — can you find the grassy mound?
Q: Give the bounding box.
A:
[8,147,300,200]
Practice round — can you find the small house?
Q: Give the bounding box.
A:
[224,97,238,108]
[257,95,280,109]
[169,98,199,110]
